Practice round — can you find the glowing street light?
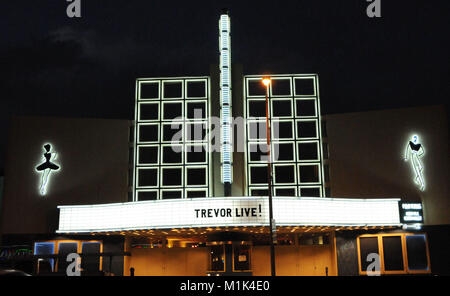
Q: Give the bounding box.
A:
[262,77,276,277]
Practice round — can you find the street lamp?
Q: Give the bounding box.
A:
[262,77,276,276]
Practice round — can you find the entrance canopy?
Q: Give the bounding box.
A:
[57,197,401,233]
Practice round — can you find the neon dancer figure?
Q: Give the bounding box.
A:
[36,144,60,195]
[404,135,425,191]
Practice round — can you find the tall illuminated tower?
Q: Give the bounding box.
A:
[219,10,233,195]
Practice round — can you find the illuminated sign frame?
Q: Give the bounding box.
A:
[404,134,425,191]
[35,143,60,196]
[57,197,401,233]
[219,12,233,184]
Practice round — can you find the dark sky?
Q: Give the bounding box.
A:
[0,0,449,174]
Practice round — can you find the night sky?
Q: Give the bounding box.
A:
[1,0,449,174]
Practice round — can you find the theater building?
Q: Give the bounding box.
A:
[0,12,448,276]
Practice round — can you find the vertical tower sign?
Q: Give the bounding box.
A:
[219,12,233,186]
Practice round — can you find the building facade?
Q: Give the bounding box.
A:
[0,12,448,276]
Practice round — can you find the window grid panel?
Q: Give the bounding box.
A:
[134,77,211,201]
[243,74,325,198]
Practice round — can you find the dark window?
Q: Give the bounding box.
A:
[163,81,182,98]
[294,78,315,96]
[273,143,294,161]
[297,142,318,160]
[186,81,206,98]
[139,125,159,142]
[249,143,268,162]
[140,82,159,99]
[406,235,429,270]
[162,146,182,163]
[138,191,158,201]
[162,168,182,186]
[81,243,101,273]
[163,102,183,120]
[250,166,269,184]
[186,145,207,163]
[251,189,269,196]
[248,100,266,117]
[138,146,158,164]
[274,165,296,183]
[359,237,379,271]
[271,79,291,96]
[187,168,206,185]
[248,121,267,140]
[382,236,404,271]
[233,244,251,271]
[299,165,320,183]
[296,99,316,117]
[300,187,321,197]
[161,190,182,199]
[186,123,206,141]
[275,187,296,196]
[187,190,207,198]
[272,100,292,117]
[139,103,159,120]
[248,79,266,96]
[273,121,293,139]
[57,243,78,273]
[163,123,182,142]
[138,168,158,187]
[186,102,206,119]
[297,121,317,138]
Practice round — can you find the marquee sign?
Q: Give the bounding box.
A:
[57,197,401,233]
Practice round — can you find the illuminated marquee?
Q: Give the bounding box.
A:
[56,197,401,233]
[219,12,233,184]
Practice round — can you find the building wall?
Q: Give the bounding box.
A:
[1,116,130,234]
[326,105,449,225]
[124,246,209,276]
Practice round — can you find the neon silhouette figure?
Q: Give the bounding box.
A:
[404,135,425,191]
[36,144,60,195]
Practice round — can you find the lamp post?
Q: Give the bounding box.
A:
[262,77,276,276]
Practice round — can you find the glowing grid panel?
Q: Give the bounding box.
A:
[243,74,325,197]
[57,197,401,233]
[134,77,211,201]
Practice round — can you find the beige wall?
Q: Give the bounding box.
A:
[325,105,449,225]
[124,246,209,276]
[1,116,130,234]
[252,243,337,276]
[124,242,337,276]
